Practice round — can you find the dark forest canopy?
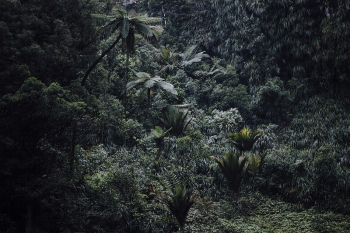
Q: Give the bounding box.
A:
[1,0,350,232]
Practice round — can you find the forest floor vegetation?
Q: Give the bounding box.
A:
[186,192,350,233]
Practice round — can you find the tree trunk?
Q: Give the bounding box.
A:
[123,51,130,112]
[81,35,121,86]
[180,226,184,233]
[25,202,32,233]
[70,121,77,174]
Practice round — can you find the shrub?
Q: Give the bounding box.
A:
[160,105,192,136]
[214,152,248,193]
[227,128,262,153]
[160,184,196,233]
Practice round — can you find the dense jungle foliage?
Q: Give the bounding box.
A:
[1,0,350,232]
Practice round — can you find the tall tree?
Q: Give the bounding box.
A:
[0,0,98,96]
[81,10,162,86]
[156,45,209,78]
[126,71,177,105]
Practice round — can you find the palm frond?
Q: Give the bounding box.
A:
[131,15,162,24]
[214,151,248,193]
[181,52,210,67]
[144,79,156,88]
[156,48,180,74]
[121,17,130,39]
[135,72,151,78]
[248,154,260,175]
[259,150,269,173]
[132,22,155,38]
[228,128,262,153]
[156,80,178,95]
[181,45,198,60]
[160,106,192,136]
[126,77,149,90]
[91,14,108,19]
[149,25,164,37]
[110,9,127,18]
[179,45,209,68]
[170,52,180,63]
[151,126,171,139]
[81,10,161,85]
[208,69,225,77]
[98,19,122,40]
[161,184,195,231]
[126,73,177,98]
[160,48,171,61]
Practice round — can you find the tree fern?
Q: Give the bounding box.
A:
[81,10,162,86]
[127,71,177,105]
[179,45,210,68]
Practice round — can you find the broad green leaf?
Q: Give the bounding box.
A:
[121,17,129,38]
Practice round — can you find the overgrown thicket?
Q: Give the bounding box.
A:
[1,0,350,232]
